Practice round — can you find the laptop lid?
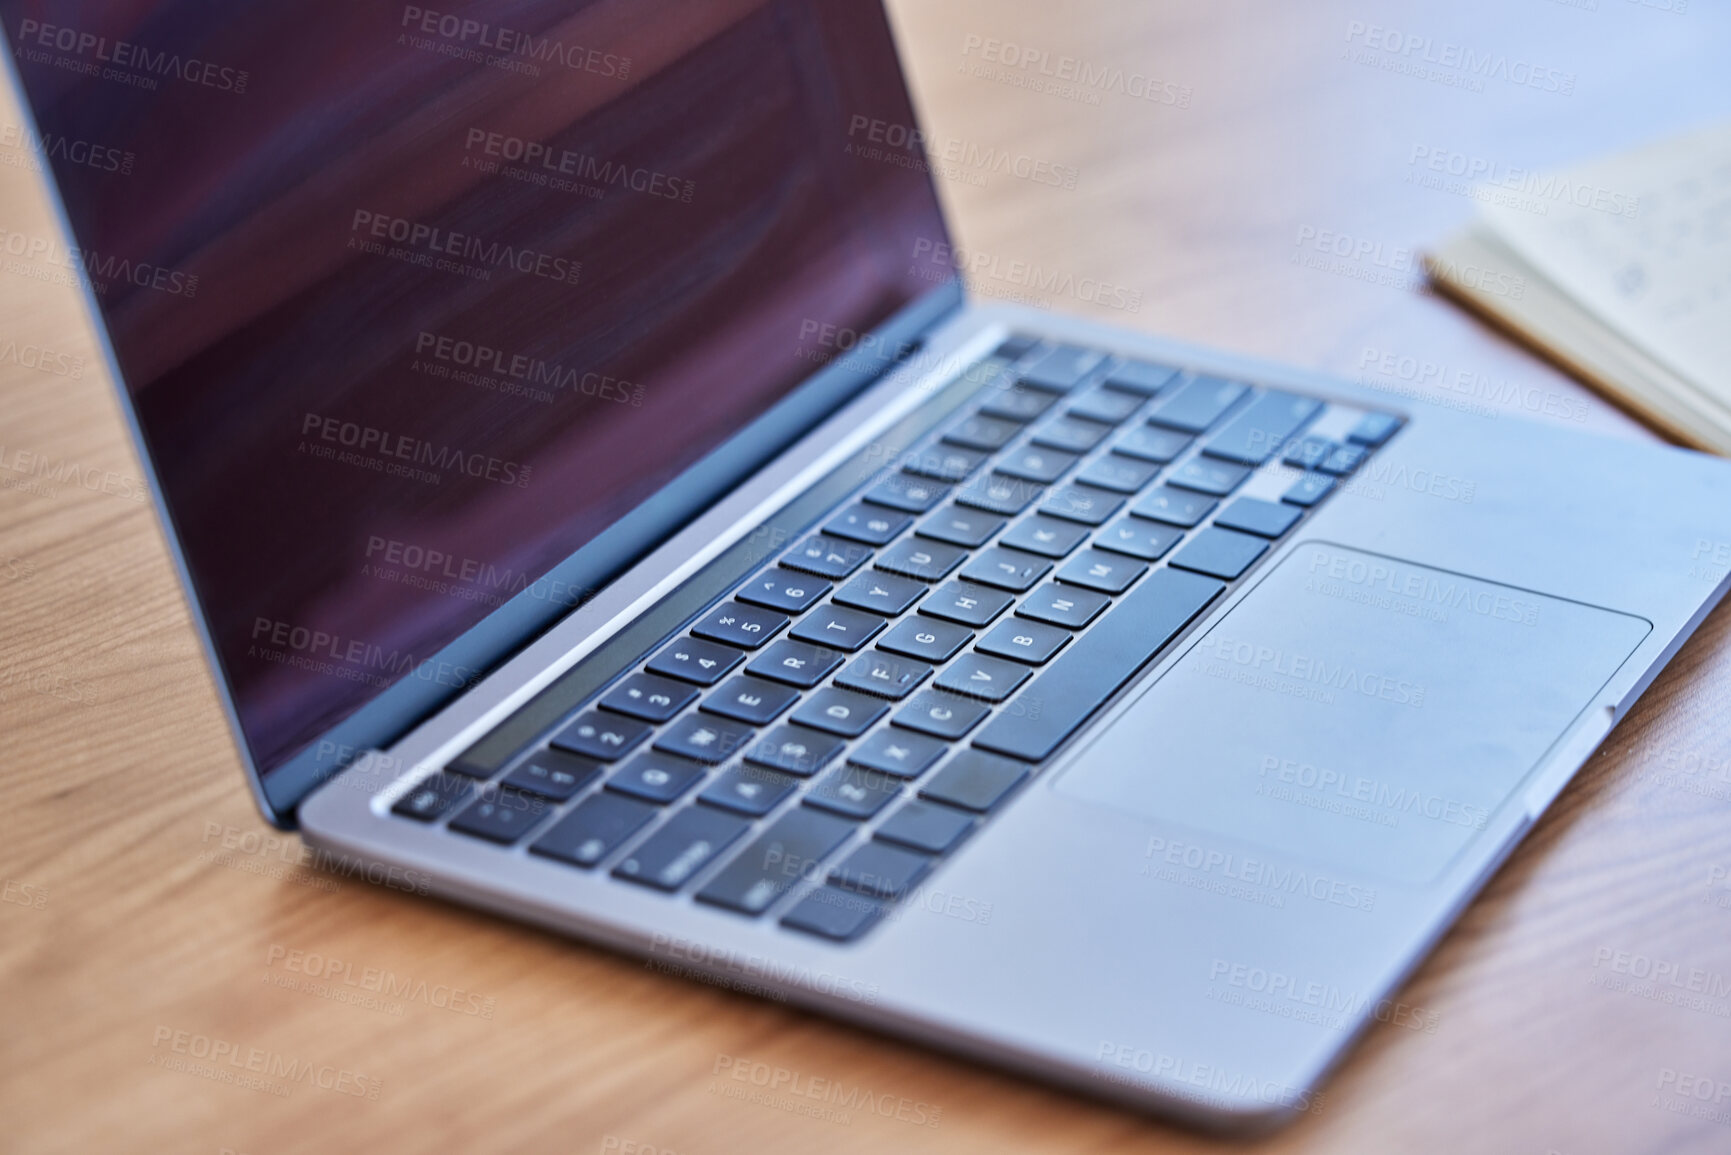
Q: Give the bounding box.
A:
[1,0,959,822]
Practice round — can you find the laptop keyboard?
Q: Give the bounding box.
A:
[388,337,1401,942]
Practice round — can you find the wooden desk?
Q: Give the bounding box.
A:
[5,3,1731,1152]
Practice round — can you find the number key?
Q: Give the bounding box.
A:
[550,711,651,761]
[692,601,788,649]
[737,568,830,613]
[599,673,698,722]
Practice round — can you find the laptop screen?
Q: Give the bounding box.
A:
[3,0,954,787]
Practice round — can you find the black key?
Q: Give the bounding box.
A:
[745,640,844,688]
[832,571,926,616]
[1040,483,1124,526]
[916,505,1005,549]
[691,602,788,649]
[1319,444,1368,476]
[1019,343,1103,391]
[501,749,602,801]
[606,753,708,803]
[1031,416,1112,454]
[1214,497,1303,538]
[654,714,756,764]
[1067,386,1146,424]
[995,334,1040,360]
[805,766,904,819]
[391,771,473,822]
[1104,359,1179,395]
[698,764,801,817]
[1000,515,1090,559]
[1016,583,1110,629]
[849,728,947,779]
[1115,425,1192,463]
[919,582,1013,627]
[647,637,743,686]
[1169,526,1269,580]
[598,672,699,722]
[790,604,887,651]
[1133,486,1217,527]
[894,691,990,739]
[736,567,832,614]
[823,504,910,546]
[835,652,932,700]
[701,675,800,724]
[919,750,1030,813]
[978,619,1072,664]
[696,808,857,915]
[874,538,967,582]
[612,806,749,892]
[973,568,1223,762]
[1202,390,1322,466]
[1283,472,1335,507]
[878,617,973,663]
[791,688,889,737]
[1347,411,1401,446]
[1095,516,1183,561]
[934,653,1030,702]
[1283,435,1334,470]
[1056,548,1147,594]
[996,445,1079,484]
[745,725,846,777]
[978,383,1059,422]
[781,535,872,580]
[960,546,1052,592]
[1075,454,1160,494]
[530,794,656,868]
[954,471,1042,516]
[449,787,552,845]
[903,443,988,483]
[781,887,886,941]
[830,842,932,900]
[442,753,496,779]
[1168,457,1252,497]
[943,413,1021,452]
[876,801,975,855]
[863,472,949,513]
[551,711,652,761]
[1146,376,1248,432]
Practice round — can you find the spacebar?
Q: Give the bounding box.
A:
[973,568,1225,762]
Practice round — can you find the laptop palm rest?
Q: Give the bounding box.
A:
[1055,541,1650,885]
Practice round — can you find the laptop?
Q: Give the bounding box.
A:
[8,0,1729,1132]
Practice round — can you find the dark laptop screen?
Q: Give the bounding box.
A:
[3,0,953,783]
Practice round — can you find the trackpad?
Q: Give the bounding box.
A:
[1056,542,1650,884]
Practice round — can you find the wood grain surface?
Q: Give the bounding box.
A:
[5,3,1731,1153]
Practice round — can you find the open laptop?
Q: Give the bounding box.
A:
[8,0,1729,1132]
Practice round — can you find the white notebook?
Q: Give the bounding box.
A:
[1426,121,1731,454]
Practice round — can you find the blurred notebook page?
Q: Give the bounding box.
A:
[1427,122,1731,453]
